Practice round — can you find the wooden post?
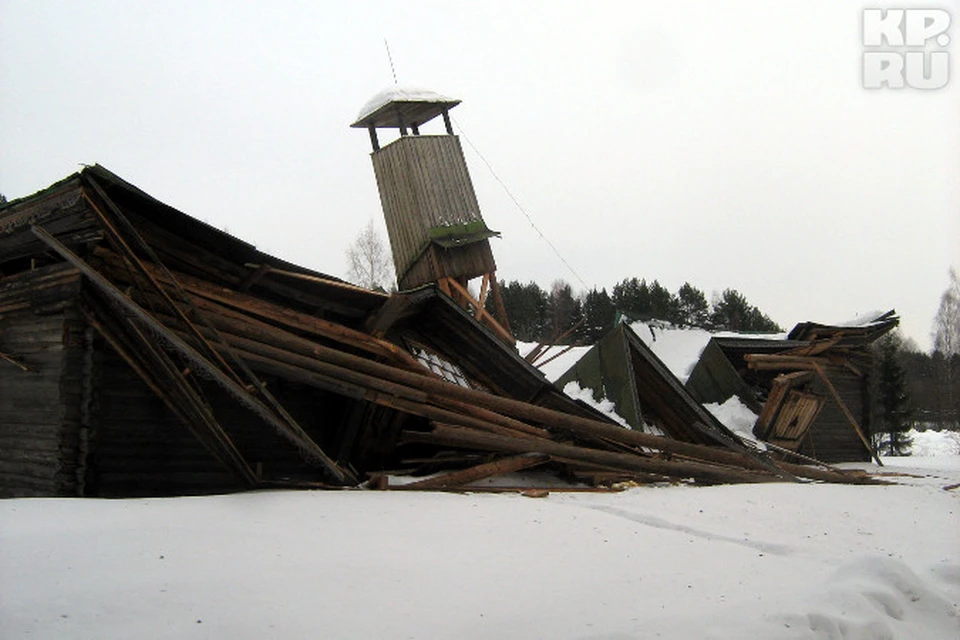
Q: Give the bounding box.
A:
[487,275,512,336]
[476,273,490,317]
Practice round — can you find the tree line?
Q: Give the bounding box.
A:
[497,270,960,449]
[874,268,960,452]
[496,277,782,344]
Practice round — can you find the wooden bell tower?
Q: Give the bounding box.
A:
[352,87,513,343]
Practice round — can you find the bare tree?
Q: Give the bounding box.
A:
[346,220,394,291]
[932,267,960,428]
[933,267,960,357]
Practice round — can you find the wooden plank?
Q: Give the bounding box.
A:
[397,453,550,490]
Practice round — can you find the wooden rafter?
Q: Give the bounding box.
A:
[439,276,514,345]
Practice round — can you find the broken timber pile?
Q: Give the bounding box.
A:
[1,166,883,496]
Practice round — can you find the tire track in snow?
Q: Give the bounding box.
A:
[579,503,795,556]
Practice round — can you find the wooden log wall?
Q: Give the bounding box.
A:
[90,348,238,497]
[0,265,84,497]
[87,345,384,497]
[0,179,101,269]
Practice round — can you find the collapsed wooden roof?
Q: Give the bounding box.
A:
[684,313,899,464]
[0,167,881,494]
[554,323,747,447]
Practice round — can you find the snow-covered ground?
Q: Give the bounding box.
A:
[2,447,959,639]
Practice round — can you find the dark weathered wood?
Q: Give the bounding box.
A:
[244,262,388,296]
[149,305,555,444]
[81,182,246,385]
[239,263,271,291]
[534,344,576,370]
[81,300,258,485]
[80,185,331,463]
[0,352,30,371]
[811,362,882,466]
[93,246,424,372]
[409,485,624,494]
[226,345,547,442]
[32,226,354,485]
[175,309,873,483]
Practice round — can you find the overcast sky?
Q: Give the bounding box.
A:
[2,1,957,349]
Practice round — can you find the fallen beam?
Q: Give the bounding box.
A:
[396,453,550,490]
[403,424,784,486]
[32,225,355,485]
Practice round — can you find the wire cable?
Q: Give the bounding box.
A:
[452,116,590,290]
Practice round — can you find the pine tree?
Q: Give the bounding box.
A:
[546,280,583,343]
[648,280,679,324]
[581,288,616,343]
[710,288,782,332]
[611,277,651,320]
[497,280,548,342]
[875,333,913,456]
[676,282,710,327]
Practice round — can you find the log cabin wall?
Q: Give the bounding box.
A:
[0,265,85,497]
[371,135,487,284]
[89,348,378,497]
[89,348,237,497]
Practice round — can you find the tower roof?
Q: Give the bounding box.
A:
[351,86,460,129]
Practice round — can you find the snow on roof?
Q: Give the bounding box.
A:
[356,85,457,122]
[830,310,891,328]
[517,342,592,383]
[522,321,788,385]
[561,381,630,427]
[703,396,765,449]
[630,321,786,384]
